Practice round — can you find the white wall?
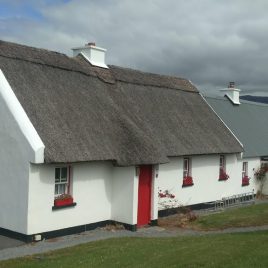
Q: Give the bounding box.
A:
[27,162,113,234]
[111,167,137,225]
[151,166,159,221]
[0,70,45,234]
[158,155,260,208]
[28,163,159,234]
[0,83,30,234]
[28,162,143,234]
[263,174,268,195]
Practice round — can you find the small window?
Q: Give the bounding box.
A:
[242,162,248,178]
[219,155,229,180]
[55,167,69,196]
[219,155,225,172]
[183,157,191,178]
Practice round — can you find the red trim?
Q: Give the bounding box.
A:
[67,165,71,194]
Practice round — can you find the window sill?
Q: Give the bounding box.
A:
[182,183,194,188]
[218,178,229,181]
[52,202,77,211]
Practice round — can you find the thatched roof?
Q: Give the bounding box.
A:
[0,40,243,166]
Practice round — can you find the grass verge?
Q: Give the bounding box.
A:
[190,203,268,230]
[1,231,268,268]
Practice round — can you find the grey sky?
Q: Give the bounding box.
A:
[1,0,268,95]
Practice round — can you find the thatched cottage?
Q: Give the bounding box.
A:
[0,40,244,242]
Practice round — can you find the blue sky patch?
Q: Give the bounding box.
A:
[0,2,43,20]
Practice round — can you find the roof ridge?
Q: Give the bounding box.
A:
[0,39,65,57]
[109,64,187,81]
[205,94,268,107]
[0,53,99,79]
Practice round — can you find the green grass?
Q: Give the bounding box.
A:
[1,231,268,268]
[190,203,268,230]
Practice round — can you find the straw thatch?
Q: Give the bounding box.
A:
[0,40,242,166]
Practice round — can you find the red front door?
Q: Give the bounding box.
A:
[137,165,152,226]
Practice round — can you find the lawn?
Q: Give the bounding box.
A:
[191,203,268,230]
[1,231,268,268]
[158,203,268,230]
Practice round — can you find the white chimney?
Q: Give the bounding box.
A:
[72,42,108,69]
[220,82,240,105]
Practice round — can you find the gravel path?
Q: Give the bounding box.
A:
[0,224,268,261]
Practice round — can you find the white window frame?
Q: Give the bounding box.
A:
[242,162,248,178]
[183,157,191,178]
[55,166,70,197]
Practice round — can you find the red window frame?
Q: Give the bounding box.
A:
[242,162,248,178]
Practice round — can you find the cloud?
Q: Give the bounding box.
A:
[1,0,268,94]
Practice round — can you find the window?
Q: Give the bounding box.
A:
[55,167,69,196]
[183,157,191,178]
[219,155,229,180]
[242,162,248,178]
[219,155,225,172]
[182,157,194,187]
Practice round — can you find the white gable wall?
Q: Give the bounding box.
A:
[158,155,260,208]
[0,70,44,234]
[0,94,29,233]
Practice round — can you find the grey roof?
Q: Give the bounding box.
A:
[0,40,243,166]
[205,95,268,158]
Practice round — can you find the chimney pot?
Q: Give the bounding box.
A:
[220,82,240,105]
[228,82,235,88]
[72,43,108,68]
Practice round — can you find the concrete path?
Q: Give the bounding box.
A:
[0,235,24,250]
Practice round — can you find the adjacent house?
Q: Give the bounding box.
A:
[205,82,268,196]
[0,40,243,242]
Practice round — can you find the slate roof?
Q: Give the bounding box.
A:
[0,40,243,166]
[205,95,268,158]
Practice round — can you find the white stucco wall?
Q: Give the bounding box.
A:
[151,166,159,220]
[28,162,160,234]
[158,155,260,208]
[27,162,113,234]
[0,70,45,234]
[262,175,268,195]
[111,167,137,225]
[28,162,145,234]
[0,92,29,233]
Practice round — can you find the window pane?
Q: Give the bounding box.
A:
[183,158,190,177]
[242,162,248,176]
[184,159,188,170]
[55,168,60,183]
[61,167,68,182]
[55,184,59,195]
[220,156,225,170]
[59,184,66,194]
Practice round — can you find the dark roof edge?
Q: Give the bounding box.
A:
[205,94,268,107]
